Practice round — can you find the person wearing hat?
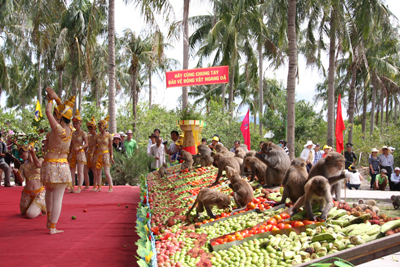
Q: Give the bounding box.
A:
[147,129,162,156]
[313,143,322,165]
[374,168,388,191]
[344,143,357,169]
[85,116,97,190]
[369,148,381,189]
[118,132,127,143]
[91,115,114,193]
[208,136,223,150]
[345,165,364,190]
[67,109,89,194]
[12,144,46,218]
[42,87,74,234]
[379,145,394,190]
[300,141,315,173]
[113,134,126,154]
[391,167,400,191]
[124,130,137,157]
[322,145,332,158]
[170,140,183,164]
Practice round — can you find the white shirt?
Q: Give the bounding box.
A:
[168,142,177,154]
[149,144,165,169]
[300,148,315,164]
[346,170,362,185]
[147,138,163,155]
[391,173,400,185]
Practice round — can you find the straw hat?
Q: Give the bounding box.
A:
[371,148,378,153]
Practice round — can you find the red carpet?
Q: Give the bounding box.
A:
[0,186,140,267]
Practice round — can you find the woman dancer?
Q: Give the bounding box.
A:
[91,116,114,193]
[41,87,74,234]
[68,110,88,193]
[85,116,97,191]
[12,144,46,218]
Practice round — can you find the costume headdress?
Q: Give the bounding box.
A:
[54,96,75,120]
[86,116,97,129]
[99,115,110,129]
[17,144,33,152]
[72,109,82,123]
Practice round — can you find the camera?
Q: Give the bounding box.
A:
[163,140,168,145]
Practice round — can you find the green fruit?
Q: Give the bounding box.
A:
[126,205,129,208]
[72,216,76,220]
[118,204,120,206]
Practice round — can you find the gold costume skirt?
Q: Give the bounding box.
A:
[68,149,87,168]
[20,186,46,215]
[93,150,111,169]
[41,158,72,188]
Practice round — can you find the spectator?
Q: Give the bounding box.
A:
[201,138,207,146]
[313,143,322,165]
[389,147,396,153]
[391,167,400,191]
[0,132,11,187]
[147,129,162,154]
[124,130,137,157]
[369,148,380,189]
[374,169,388,191]
[118,132,127,143]
[344,143,357,169]
[113,134,126,154]
[300,140,315,173]
[149,136,165,170]
[230,140,240,152]
[208,136,222,150]
[379,145,394,190]
[171,141,183,164]
[165,130,179,155]
[346,165,364,190]
[322,145,331,158]
[279,140,289,155]
[213,134,221,143]
[147,134,157,156]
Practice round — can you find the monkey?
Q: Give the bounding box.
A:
[186,187,231,220]
[215,144,235,157]
[391,195,400,209]
[235,148,246,159]
[278,158,308,205]
[244,156,267,184]
[193,145,214,167]
[239,144,249,152]
[233,157,243,167]
[307,152,346,201]
[225,166,254,214]
[158,163,170,178]
[255,142,290,187]
[180,150,194,172]
[290,173,348,220]
[241,150,257,175]
[212,153,241,185]
[358,199,377,206]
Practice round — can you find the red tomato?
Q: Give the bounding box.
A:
[247,202,256,209]
[280,213,290,220]
[265,224,273,231]
[293,221,305,228]
[258,204,265,209]
[216,239,224,244]
[271,226,279,231]
[227,235,236,242]
[211,242,219,246]
[277,223,286,230]
[273,215,282,221]
[290,221,299,228]
[303,220,315,225]
[267,218,277,226]
[283,224,292,229]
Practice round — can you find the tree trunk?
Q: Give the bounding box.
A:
[394,96,398,124]
[370,76,377,135]
[70,46,77,113]
[58,69,63,98]
[95,79,100,108]
[228,64,235,116]
[380,88,384,132]
[132,71,138,132]
[37,53,42,105]
[385,92,389,125]
[347,59,357,144]
[149,64,152,109]
[182,0,190,109]
[259,42,263,136]
[286,0,297,160]
[361,88,367,138]
[254,111,257,133]
[221,83,225,112]
[108,0,116,133]
[327,9,336,147]
[78,82,82,111]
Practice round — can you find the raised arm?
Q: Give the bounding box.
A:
[30,148,42,168]
[45,87,61,131]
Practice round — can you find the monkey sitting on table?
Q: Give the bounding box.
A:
[186,187,231,220]
[158,163,170,178]
[278,158,308,205]
[225,166,254,215]
[180,150,194,172]
[211,153,241,185]
[192,144,214,167]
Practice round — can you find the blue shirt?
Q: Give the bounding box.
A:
[313,151,323,165]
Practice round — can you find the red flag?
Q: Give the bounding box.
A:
[335,94,345,153]
[241,110,251,150]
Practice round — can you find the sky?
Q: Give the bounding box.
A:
[1,0,400,117]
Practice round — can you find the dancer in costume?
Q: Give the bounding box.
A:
[12,144,46,218]
[41,87,74,234]
[85,116,97,191]
[67,110,88,193]
[91,116,114,193]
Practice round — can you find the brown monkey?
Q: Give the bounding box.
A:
[233,157,243,167]
[278,158,308,204]
[307,152,346,201]
[215,144,235,157]
[193,145,214,167]
[358,199,377,206]
[255,142,290,187]
[391,195,400,209]
[186,187,231,219]
[158,163,170,177]
[290,173,348,220]
[241,150,257,175]
[235,148,246,159]
[239,144,249,152]
[225,166,254,214]
[212,153,241,184]
[245,157,267,184]
[180,150,194,171]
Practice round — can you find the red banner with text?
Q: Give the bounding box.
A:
[166,66,229,88]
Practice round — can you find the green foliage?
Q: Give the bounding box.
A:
[176,103,204,120]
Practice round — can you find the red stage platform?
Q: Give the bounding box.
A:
[0,186,140,267]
